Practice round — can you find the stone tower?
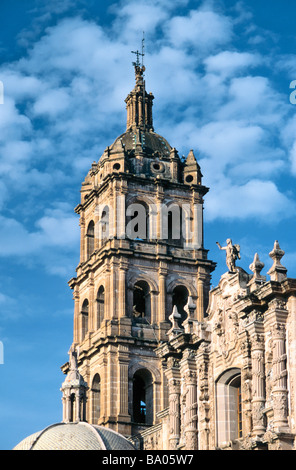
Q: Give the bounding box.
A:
[62,60,215,439]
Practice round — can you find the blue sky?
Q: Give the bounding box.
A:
[1,0,296,450]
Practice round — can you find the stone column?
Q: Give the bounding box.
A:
[118,260,128,318]
[112,180,118,240]
[62,390,72,423]
[109,261,117,319]
[158,265,167,323]
[107,345,117,423]
[88,273,94,331]
[272,323,289,430]
[165,358,181,450]
[117,345,131,433]
[132,95,137,126]
[156,186,164,241]
[196,270,209,322]
[79,215,85,263]
[250,332,266,437]
[182,354,198,450]
[287,295,296,435]
[75,389,86,422]
[197,277,204,322]
[265,298,289,432]
[239,332,252,437]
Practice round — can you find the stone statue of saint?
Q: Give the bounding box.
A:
[69,346,79,371]
[216,239,241,273]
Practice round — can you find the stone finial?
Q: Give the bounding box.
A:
[249,253,265,280]
[182,296,197,334]
[248,253,266,291]
[185,296,196,320]
[167,305,183,339]
[267,240,287,282]
[169,305,181,329]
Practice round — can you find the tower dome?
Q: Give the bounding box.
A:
[95,60,186,183]
[13,422,135,451]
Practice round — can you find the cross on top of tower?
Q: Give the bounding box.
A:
[131,49,144,68]
[131,33,145,68]
[131,34,146,85]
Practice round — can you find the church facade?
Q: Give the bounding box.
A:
[61,61,296,451]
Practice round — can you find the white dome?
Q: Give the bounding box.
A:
[13,422,135,451]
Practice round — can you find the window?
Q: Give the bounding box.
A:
[132,280,151,322]
[86,221,95,258]
[81,299,89,340]
[216,368,242,446]
[172,285,189,325]
[96,286,105,329]
[91,374,101,424]
[132,369,153,425]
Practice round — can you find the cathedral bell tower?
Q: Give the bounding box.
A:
[63,58,215,438]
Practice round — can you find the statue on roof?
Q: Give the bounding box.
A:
[216,239,241,273]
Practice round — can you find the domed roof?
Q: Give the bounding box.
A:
[13,422,136,451]
[111,129,172,158]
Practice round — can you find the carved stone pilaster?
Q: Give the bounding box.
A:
[264,298,289,433]
[239,332,252,436]
[181,351,198,450]
[250,333,266,437]
[196,342,210,450]
[165,357,181,450]
[271,323,289,430]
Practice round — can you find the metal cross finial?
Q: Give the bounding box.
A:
[131,32,145,68]
[131,50,143,68]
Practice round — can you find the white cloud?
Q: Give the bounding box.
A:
[215,75,286,125]
[204,51,260,77]
[0,204,79,258]
[0,0,294,271]
[0,97,32,139]
[166,9,233,51]
[111,0,170,41]
[205,179,295,222]
[33,88,71,117]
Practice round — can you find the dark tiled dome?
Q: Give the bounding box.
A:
[112,130,172,158]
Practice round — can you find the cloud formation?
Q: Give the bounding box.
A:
[0,0,295,272]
